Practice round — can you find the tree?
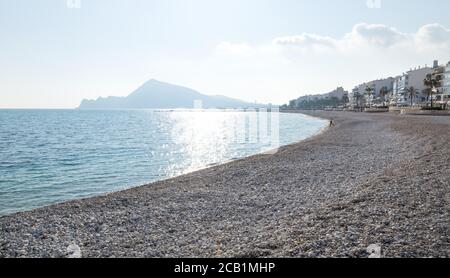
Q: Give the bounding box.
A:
[288,99,297,109]
[424,74,438,108]
[342,94,349,106]
[379,86,389,107]
[354,91,363,111]
[365,86,374,108]
[405,86,419,107]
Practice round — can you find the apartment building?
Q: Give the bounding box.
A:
[392,66,433,106]
[294,87,348,105]
[349,78,394,108]
[445,62,450,93]
[435,61,450,105]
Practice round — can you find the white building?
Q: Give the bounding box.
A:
[433,61,446,92]
[294,87,348,105]
[349,86,360,109]
[392,66,433,106]
[327,87,348,100]
[371,77,394,99]
[349,78,393,108]
[435,61,450,106]
[392,75,406,105]
[445,62,450,94]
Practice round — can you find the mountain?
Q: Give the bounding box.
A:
[78,79,264,109]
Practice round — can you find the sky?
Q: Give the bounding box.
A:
[1,0,450,108]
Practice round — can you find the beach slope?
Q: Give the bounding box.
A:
[0,111,448,258]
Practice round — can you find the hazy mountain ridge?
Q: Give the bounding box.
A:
[78,79,264,109]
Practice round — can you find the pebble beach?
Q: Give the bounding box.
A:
[1,111,449,258]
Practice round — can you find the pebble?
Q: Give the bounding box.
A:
[0,111,449,258]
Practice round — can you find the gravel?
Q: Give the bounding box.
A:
[0,111,449,258]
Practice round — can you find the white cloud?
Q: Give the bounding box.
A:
[273,33,337,50]
[271,23,410,50]
[416,23,450,49]
[271,23,450,51]
[195,23,450,105]
[345,23,409,47]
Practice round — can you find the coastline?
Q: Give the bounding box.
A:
[0,111,328,216]
[1,111,449,258]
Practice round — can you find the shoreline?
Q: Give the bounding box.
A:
[1,111,449,258]
[0,111,328,217]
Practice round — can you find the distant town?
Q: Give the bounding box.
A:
[282,60,450,112]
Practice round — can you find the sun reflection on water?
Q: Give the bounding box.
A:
[0,109,327,214]
[170,111,241,174]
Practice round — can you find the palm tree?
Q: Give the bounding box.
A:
[354,91,363,111]
[424,74,438,108]
[288,100,296,109]
[405,86,419,107]
[365,86,374,108]
[342,94,349,107]
[379,86,389,107]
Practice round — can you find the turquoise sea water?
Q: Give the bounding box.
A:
[0,110,326,214]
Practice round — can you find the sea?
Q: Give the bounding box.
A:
[0,109,327,214]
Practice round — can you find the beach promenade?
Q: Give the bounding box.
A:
[1,111,448,258]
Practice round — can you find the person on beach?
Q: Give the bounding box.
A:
[329,119,335,127]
